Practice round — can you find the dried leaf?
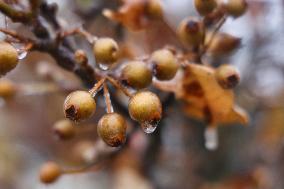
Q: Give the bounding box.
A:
[154,63,249,127]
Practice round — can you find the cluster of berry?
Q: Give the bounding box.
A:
[0,0,247,184]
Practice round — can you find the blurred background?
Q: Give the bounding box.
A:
[1,0,284,188]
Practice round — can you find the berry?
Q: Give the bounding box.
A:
[97,113,127,147]
[53,119,75,140]
[177,17,204,47]
[0,42,18,76]
[93,38,119,64]
[121,61,152,89]
[64,90,96,122]
[128,91,162,124]
[0,79,16,99]
[206,32,241,56]
[145,0,163,18]
[215,64,240,89]
[194,0,217,16]
[39,161,61,184]
[223,0,247,18]
[151,49,179,80]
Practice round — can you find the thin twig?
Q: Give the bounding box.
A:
[106,76,133,98]
[103,82,113,113]
[62,162,104,175]
[89,78,105,96]
[60,27,98,44]
[0,27,34,43]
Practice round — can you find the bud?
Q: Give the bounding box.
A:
[75,49,88,65]
[215,64,240,89]
[39,161,61,184]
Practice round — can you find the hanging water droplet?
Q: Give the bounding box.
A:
[17,50,28,60]
[141,121,159,134]
[204,127,218,150]
[98,63,109,71]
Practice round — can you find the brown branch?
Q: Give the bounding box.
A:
[0,1,32,23]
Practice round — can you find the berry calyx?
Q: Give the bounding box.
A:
[128,91,162,125]
[194,0,217,16]
[151,49,179,80]
[64,90,96,122]
[177,17,204,47]
[97,113,127,147]
[93,38,119,64]
[53,119,75,140]
[215,64,240,89]
[0,42,18,76]
[39,161,61,184]
[121,61,152,89]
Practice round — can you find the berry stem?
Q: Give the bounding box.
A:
[89,78,106,97]
[106,76,133,98]
[0,28,34,43]
[103,82,113,113]
[59,27,98,44]
[62,162,104,175]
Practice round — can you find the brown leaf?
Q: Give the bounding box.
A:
[154,63,249,127]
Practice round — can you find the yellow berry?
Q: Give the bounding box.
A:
[177,17,204,47]
[224,0,247,18]
[64,91,96,122]
[39,161,61,184]
[145,0,163,18]
[0,79,16,99]
[215,64,240,89]
[128,91,162,124]
[97,113,127,147]
[93,38,119,64]
[121,61,152,89]
[151,49,179,80]
[194,0,217,16]
[0,42,18,76]
[53,119,75,140]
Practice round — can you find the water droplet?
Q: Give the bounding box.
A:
[204,127,218,150]
[98,63,109,71]
[141,121,159,134]
[17,50,28,60]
